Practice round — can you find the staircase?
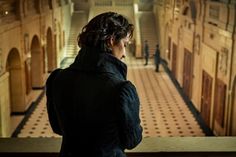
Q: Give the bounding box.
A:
[139,12,158,57]
[61,11,88,68]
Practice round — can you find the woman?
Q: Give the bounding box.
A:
[46,12,142,157]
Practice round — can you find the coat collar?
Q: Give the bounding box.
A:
[70,46,127,80]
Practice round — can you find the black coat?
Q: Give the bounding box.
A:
[46,47,143,157]
[154,48,160,64]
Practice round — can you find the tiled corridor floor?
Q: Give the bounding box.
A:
[16,53,205,138]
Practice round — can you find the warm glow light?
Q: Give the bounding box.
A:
[5,11,8,15]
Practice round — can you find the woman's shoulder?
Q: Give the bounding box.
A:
[117,80,138,99]
[46,69,63,86]
[119,81,136,90]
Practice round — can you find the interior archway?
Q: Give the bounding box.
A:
[31,35,44,88]
[46,27,55,72]
[6,48,23,113]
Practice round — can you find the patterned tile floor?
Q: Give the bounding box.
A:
[16,53,205,138]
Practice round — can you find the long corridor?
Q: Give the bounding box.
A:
[15,52,205,138]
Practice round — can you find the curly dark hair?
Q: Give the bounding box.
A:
[78,12,134,53]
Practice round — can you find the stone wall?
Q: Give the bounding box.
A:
[153,0,236,135]
[0,0,72,137]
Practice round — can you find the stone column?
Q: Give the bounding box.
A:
[0,72,11,137]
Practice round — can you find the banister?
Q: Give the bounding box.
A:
[0,137,235,157]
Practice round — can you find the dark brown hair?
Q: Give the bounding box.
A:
[78,12,134,53]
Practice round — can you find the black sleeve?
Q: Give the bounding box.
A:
[46,69,62,135]
[117,81,143,149]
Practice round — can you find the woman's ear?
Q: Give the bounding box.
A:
[106,37,114,52]
[108,37,114,47]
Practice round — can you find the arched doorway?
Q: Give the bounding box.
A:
[46,27,55,72]
[31,35,44,88]
[164,23,170,62]
[230,76,236,135]
[6,48,24,113]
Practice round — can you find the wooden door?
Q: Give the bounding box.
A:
[168,37,171,60]
[201,70,213,127]
[214,79,226,127]
[172,43,177,78]
[231,80,236,135]
[183,49,193,98]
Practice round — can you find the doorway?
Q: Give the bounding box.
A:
[230,77,236,135]
[31,35,44,88]
[6,48,23,113]
[213,79,226,128]
[6,48,24,134]
[201,70,213,127]
[172,43,177,78]
[46,27,55,72]
[183,48,193,98]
